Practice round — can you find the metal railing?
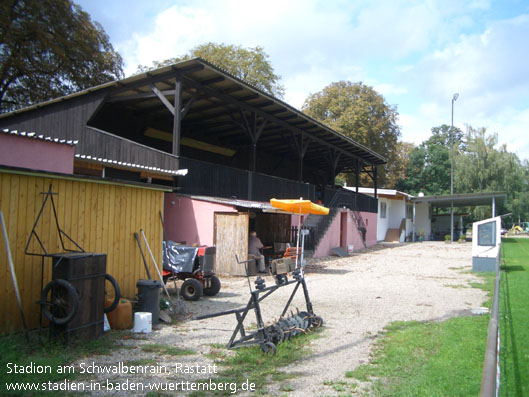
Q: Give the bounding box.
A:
[480,251,501,397]
[177,157,315,201]
[324,187,378,213]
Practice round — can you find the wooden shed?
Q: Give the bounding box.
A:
[0,167,166,333]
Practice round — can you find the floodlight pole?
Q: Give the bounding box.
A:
[450,93,459,243]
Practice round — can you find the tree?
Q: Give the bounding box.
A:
[0,0,123,113]
[137,42,285,98]
[398,125,529,222]
[301,81,401,187]
[387,141,415,188]
[455,126,527,220]
[396,124,463,195]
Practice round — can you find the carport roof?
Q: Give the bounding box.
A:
[411,192,507,208]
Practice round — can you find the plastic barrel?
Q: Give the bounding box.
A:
[136,279,161,325]
[105,298,132,329]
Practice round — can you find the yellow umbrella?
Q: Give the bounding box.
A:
[270,198,329,269]
[269,198,329,215]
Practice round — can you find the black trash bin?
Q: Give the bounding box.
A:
[136,279,161,325]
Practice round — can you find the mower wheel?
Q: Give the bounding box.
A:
[261,341,276,355]
[312,315,324,328]
[181,278,203,301]
[203,275,221,296]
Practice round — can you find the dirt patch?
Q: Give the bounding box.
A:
[71,242,486,396]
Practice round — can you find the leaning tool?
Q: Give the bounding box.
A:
[134,232,152,280]
[1,210,30,343]
[140,229,173,310]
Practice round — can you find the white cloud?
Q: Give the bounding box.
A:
[117,1,529,160]
[120,0,475,75]
[396,13,529,159]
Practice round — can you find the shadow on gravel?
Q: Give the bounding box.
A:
[305,266,351,275]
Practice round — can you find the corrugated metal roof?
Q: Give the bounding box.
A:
[74,154,187,176]
[183,194,300,214]
[1,128,78,146]
[185,194,271,209]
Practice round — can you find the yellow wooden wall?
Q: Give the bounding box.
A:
[0,170,164,333]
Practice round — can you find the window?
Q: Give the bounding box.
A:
[380,202,387,219]
[406,204,413,219]
[478,221,496,246]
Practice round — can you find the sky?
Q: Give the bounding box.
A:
[77,0,529,160]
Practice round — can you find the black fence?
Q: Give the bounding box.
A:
[177,158,377,214]
[178,157,249,198]
[177,157,315,202]
[323,187,378,213]
[291,226,315,251]
[252,172,315,201]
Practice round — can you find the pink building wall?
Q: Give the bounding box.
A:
[0,133,74,174]
[313,210,377,257]
[163,194,237,246]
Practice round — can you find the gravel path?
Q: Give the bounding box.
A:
[73,241,487,396]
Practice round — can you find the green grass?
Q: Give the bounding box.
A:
[345,272,494,396]
[500,238,529,397]
[190,328,323,396]
[0,330,123,395]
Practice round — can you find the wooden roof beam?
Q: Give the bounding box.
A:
[180,74,371,164]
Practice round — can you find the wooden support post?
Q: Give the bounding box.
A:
[374,165,378,198]
[247,171,253,200]
[251,143,257,172]
[299,156,303,182]
[327,148,341,186]
[172,78,183,156]
[292,133,310,182]
[238,111,267,199]
[355,159,360,193]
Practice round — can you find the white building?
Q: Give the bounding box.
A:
[345,187,506,243]
[345,187,429,242]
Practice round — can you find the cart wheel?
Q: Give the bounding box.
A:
[203,275,221,296]
[40,279,79,325]
[104,274,121,313]
[261,341,276,355]
[312,315,324,328]
[181,278,203,301]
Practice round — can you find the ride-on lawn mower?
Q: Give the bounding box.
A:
[162,242,220,301]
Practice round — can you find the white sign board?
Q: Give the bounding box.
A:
[472,216,501,272]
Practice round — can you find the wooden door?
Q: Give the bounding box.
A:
[340,212,348,249]
[214,212,249,275]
